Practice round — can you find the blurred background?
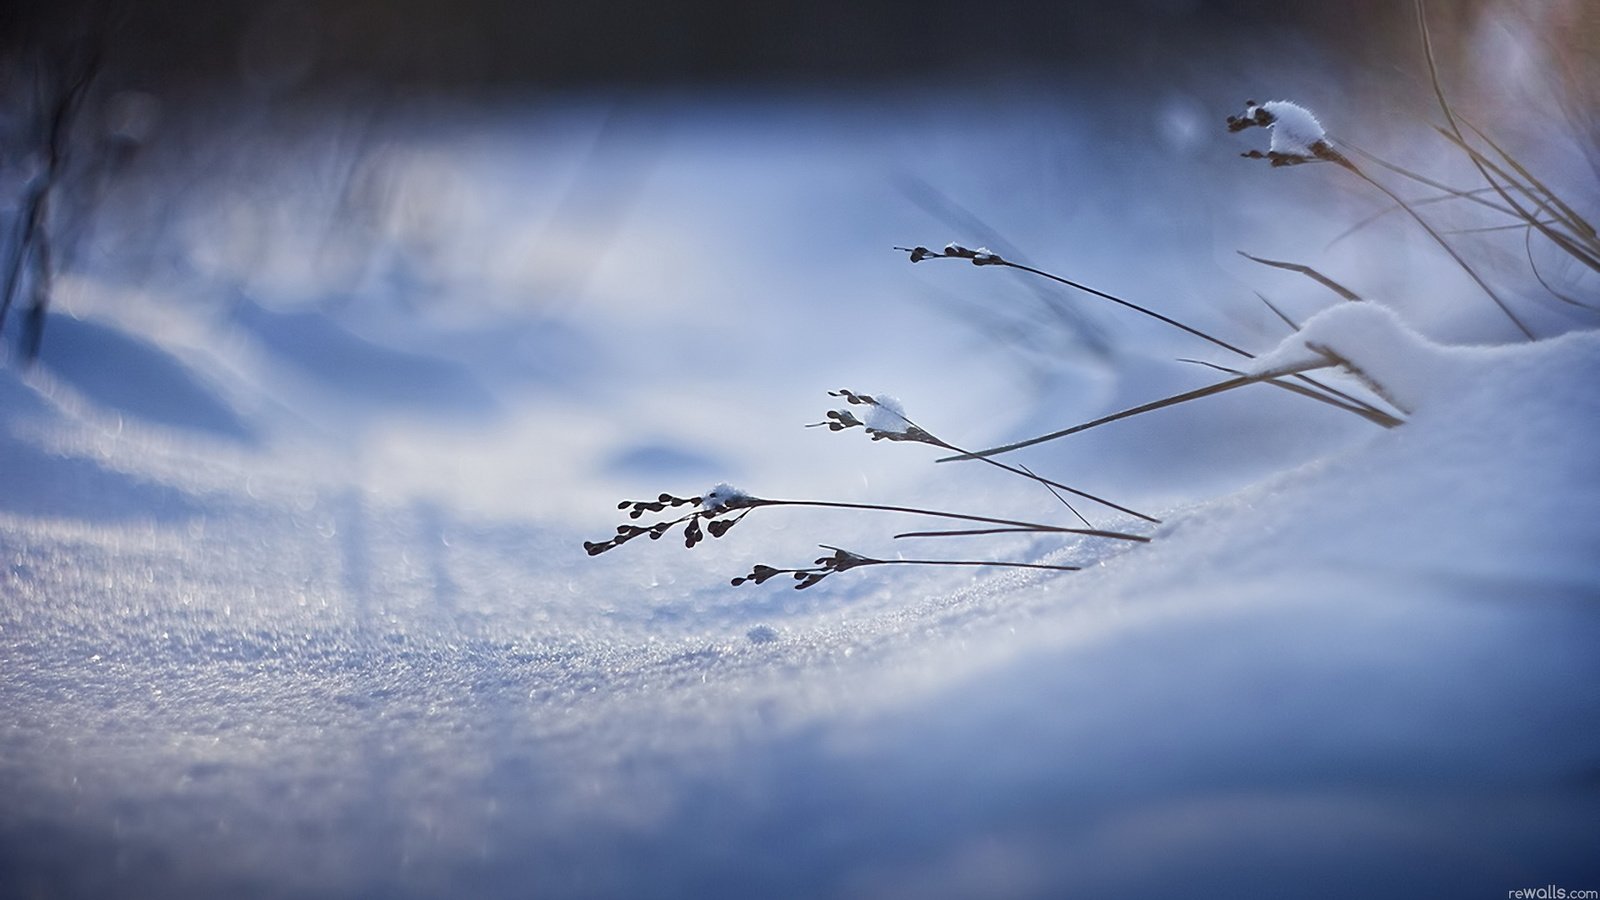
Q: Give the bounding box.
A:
[1,0,1595,531]
[1,0,1436,89]
[4,3,1599,897]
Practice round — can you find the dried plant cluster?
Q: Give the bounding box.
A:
[584,424,1150,591]
[585,1,1594,591]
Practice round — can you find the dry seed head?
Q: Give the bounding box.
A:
[862,393,912,436]
[1229,99,1337,166]
[819,389,935,443]
[700,483,753,513]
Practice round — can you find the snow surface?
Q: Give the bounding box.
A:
[6,296,1597,898]
[3,82,1599,899]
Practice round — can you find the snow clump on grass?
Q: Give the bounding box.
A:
[862,394,913,436]
[812,389,930,442]
[1227,100,1339,166]
[1259,101,1326,156]
[1248,303,1479,414]
[700,483,753,513]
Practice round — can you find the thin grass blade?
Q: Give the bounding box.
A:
[1237,251,1364,302]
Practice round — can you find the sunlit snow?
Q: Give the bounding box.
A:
[3,54,1598,900]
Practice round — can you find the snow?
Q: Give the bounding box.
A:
[10,303,1597,896]
[1170,321,1600,589]
[1229,99,1330,162]
[1247,301,1488,413]
[699,482,751,512]
[1260,100,1328,157]
[3,81,1599,898]
[861,393,911,435]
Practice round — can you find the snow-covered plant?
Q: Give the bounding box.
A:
[895,243,1402,435]
[586,0,1594,594]
[1245,302,1463,416]
[904,242,1003,266]
[1226,93,1547,340]
[732,545,1080,591]
[1223,3,1598,341]
[811,389,1157,526]
[890,2,1596,469]
[1226,100,1346,168]
[583,399,1154,590]
[582,488,749,556]
[814,389,928,443]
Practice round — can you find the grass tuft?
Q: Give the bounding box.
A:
[586,4,1591,591]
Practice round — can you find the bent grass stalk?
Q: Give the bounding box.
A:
[1262,1,1598,334]
[938,357,1337,462]
[1524,226,1592,309]
[813,389,1160,525]
[1417,0,1600,274]
[1436,125,1600,274]
[1227,91,1540,339]
[1173,355,1398,418]
[733,546,1080,591]
[1334,130,1599,300]
[584,485,1147,591]
[1325,184,1512,250]
[729,498,1146,542]
[1235,251,1364,302]
[1336,148,1527,223]
[897,244,1401,429]
[1256,291,1301,330]
[1337,157,1539,340]
[588,33,1593,592]
[1459,122,1600,256]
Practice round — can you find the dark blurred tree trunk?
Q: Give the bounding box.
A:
[1,3,110,361]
